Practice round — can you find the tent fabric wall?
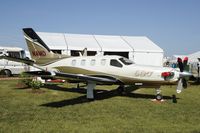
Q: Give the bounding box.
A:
[36,31,164,66]
[37,32,67,50]
[121,36,163,53]
[134,52,164,66]
[64,34,101,51]
[94,35,131,52]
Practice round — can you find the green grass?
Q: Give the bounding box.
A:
[0,80,200,133]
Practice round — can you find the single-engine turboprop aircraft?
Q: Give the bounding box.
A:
[0,28,192,100]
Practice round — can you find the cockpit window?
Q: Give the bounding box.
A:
[110,59,123,68]
[119,58,134,65]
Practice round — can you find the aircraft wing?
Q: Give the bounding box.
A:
[0,54,118,84]
[56,72,118,84]
[26,71,119,84]
[0,55,35,65]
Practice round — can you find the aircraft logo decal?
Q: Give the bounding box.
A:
[32,51,46,56]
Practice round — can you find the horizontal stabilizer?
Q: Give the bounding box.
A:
[0,55,34,65]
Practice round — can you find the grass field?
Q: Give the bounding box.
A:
[0,79,200,133]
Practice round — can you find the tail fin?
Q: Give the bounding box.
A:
[23,28,68,65]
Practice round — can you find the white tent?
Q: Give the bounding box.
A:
[173,51,200,62]
[188,51,200,62]
[37,32,164,66]
[122,36,164,66]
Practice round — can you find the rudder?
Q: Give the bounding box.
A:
[23,28,68,65]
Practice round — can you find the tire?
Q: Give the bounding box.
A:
[156,94,163,101]
[0,69,12,77]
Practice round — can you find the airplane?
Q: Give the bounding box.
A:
[0,28,193,100]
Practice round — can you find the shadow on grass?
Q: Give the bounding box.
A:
[190,82,200,86]
[43,84,106,94]
[40,84,176,108]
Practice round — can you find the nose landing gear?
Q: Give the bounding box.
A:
[155,88,163,101]
[151,88,165,102]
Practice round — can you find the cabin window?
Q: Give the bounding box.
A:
[101,59,106,66]
[90,59,96,66]
[119,58,134,65]
[110,59,123,68]
[81,59,86,66]
[71,60,76,66]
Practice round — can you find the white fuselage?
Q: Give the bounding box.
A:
[35,55,180,85]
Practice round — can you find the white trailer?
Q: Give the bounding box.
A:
[0,46,30,76]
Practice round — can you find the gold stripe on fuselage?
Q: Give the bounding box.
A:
[54,66,175,85]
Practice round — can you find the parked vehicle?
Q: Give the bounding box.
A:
[0,46,30,77]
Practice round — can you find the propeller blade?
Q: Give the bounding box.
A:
[176,56,191,93]
[183,57,188,69]
[177,58,184,72]
[182,78,187,88]
[176,78,183,93]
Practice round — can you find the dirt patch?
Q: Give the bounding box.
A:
[27,89,45,94]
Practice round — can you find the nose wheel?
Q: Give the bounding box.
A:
[155,88,163,101]
[156,94,163,101]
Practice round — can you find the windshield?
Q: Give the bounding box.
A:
[119,58,134,65]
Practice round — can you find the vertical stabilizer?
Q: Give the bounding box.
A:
[23,28,68,65]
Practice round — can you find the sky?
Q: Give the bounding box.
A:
[0,0,199,56]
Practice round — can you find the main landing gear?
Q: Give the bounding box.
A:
[86,82,96,100]
[117,85,125,95]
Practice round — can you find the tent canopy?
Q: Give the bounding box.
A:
[122,36,163,53]
[37,32,163,53]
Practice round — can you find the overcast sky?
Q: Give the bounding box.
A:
[0,0,199,56]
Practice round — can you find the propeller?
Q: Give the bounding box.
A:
[176,57,192,93]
